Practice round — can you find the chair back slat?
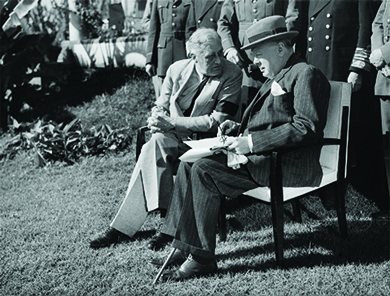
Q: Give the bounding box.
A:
[320,81,351,175]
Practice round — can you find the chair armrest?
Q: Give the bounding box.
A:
[136,125,149,161]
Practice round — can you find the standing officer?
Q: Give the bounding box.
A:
[218,0,293,115]
[287,0,388,212]
[145,0,193,99]
[370,0,390,220]
[187,0,224,34]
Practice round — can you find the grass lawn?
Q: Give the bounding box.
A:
[1,70,389,295]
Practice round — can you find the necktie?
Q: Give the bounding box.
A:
[183,75,209,117]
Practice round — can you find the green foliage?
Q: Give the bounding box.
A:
[1,117,133,165]
[27,0,68,45]
[77,1,104,39]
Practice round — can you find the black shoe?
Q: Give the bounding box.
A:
[149,249,187,267]
[371,210,390,221]
[161,254,217,281]
[147,233,173,251]
[90,228,125,249]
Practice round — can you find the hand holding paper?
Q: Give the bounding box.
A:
[179,137,248,169]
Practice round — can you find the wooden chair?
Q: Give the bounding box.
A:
[219,81,352,267]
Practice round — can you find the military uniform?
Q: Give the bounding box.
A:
[288,0,388,212]
[372,0,390,213]
[218,0,292,110]
[187,0,223,33]
[146,0,193,78]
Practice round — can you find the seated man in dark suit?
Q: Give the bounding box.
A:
[150,16,331,280]
[89,28,242,249]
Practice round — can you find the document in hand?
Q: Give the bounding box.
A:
[179,137,248,169]
[179,137,230,163]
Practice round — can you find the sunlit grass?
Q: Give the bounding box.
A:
[0,72,389,296]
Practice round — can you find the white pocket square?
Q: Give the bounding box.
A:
[271,81,286,96]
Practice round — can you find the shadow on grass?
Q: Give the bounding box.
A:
[9,66,150,125]
[217,219,390,274]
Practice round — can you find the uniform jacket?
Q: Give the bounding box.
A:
[187,0,224,33]
[156,57,243,138]
[372,0,390,97]
[146,0,194,77]
[218,0,291,72]
[239,54,330,187]
[287,0,381,81]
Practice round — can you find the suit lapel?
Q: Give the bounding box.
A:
[309,0,331,17]
[239,54,299,133]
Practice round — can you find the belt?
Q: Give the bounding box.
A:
[160,31,185,40]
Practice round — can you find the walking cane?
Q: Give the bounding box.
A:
[152,248,176,285]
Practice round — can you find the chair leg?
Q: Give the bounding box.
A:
[291,199,302,223]
[271,198,284,267]
[270,151,284,267]
[219,196,227,242]
[335,182,348,238]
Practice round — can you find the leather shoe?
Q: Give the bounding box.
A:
[147,233,173,251]
[149,249,187,267]
[162,254,217,281]
[89,228,125,249]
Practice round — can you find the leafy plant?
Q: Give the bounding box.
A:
[0,117,133,165]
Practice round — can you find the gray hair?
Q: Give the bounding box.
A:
[186,28,222,57]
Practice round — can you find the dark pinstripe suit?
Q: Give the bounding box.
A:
[161,54,330,259]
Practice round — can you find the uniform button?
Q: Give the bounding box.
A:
[172,5,176,8]
[253,8,257,13]
[198,20,201,23]
[310,17,315,21]
[326,24,331,29]
[325,46,330,51]
[210,18,214,22]
[385,36,389,42]
[309,26,313,31]
[308,37,312,41]
[327,13,331,18]
[325,35,330,40]
[252,0,257,3]
[387,19,390,23]
[172,13,176,17]
[253,19,258,23]
[308,47,313,52]
[172,23,176,27]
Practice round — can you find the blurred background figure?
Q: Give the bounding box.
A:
[145,0,193,99]
[217,0,294,117]
[287,0,389,215]
[370,0,390,221]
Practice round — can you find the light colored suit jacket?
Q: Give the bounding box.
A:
[156,57,243,138]
[240,54,330,187]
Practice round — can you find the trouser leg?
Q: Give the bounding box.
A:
[168,154,260,259]
[110,132,187,237]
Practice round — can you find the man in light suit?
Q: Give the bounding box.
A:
[89,28,242,249]
[150,16,330,280]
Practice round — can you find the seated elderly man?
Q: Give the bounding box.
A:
[89,28,242,249]
[150,16,331,280]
